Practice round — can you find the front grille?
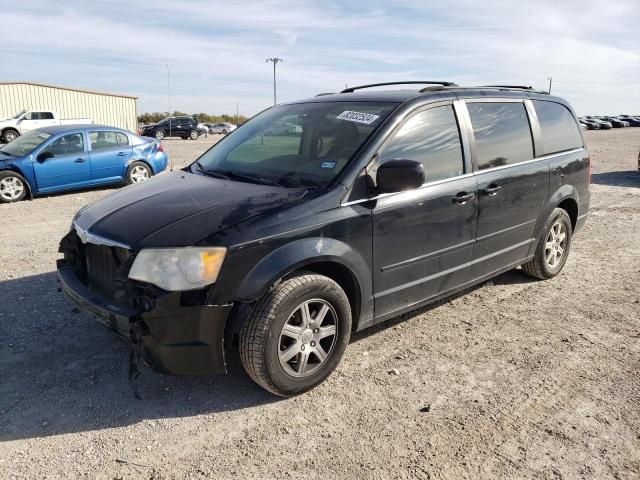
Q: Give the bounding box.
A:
[68,231,132,301]
[86,244,120,299]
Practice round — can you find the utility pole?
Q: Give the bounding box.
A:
[266,57,283,105]
[547,76,553,94]
[235,102,239,125]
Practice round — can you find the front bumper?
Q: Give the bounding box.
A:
[57,262,233,375]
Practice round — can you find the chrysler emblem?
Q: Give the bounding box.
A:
[75,224,89,244]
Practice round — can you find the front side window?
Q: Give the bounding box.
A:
[467,102,534,170]
[43,133,84,157]
[89,131,119,150]
[194,101,398,188]
[379,105,464,182]
[533,100,583,155]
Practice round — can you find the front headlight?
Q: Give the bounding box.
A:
[128,247,227,291]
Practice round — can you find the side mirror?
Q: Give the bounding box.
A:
[376,159,425,193]
[37,151,54,162]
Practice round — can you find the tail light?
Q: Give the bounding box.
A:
[157,143,164,153]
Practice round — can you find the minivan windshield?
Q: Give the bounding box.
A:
[0,130,51,157]
[192,101,398,188]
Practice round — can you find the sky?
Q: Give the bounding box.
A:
[1,0,639,116]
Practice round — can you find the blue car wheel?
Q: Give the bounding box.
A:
[0,171,28,203]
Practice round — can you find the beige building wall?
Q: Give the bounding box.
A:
[0,82,138,132]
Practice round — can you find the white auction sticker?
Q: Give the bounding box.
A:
[336,110,380,125]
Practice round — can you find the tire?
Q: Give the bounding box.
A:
[222,129,228,135]
[125,161,152,185]
[522,208,573,280]
[2,129,19,143]
[154,130,165,140]
[189,129,199,140]
[0,170,28,203]
[240,272,352,397]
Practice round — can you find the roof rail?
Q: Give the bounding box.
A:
[478,85,549,94]
[315,92,336,97]
[340,81,457,93]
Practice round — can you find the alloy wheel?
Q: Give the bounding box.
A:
[545,221,567,268]
[0,176,25,201]
[278,299,338,378]
[130,166,150,183]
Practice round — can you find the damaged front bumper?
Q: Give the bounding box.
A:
[57,262,233,376]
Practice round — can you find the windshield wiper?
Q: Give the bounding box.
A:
[0,151,12,157]
[222,171,282,187]
[194,161,229,180]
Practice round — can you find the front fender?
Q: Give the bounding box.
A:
[0,161,36,198]
[233,236,370,302]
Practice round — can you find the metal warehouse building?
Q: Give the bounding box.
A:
[0,81,137,132]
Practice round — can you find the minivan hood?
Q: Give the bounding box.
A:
[73,171,307,248]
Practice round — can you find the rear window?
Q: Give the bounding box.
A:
[533,100,583,155]
[467,102,534,170]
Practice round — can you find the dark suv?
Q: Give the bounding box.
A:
[57,81,590,397]
[140,116,200,140]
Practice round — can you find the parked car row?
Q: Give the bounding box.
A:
[579,115,640,130]
[137,117,239,140]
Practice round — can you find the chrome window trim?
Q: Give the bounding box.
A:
[340,147,585,207]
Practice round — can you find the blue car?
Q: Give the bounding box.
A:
[0,125,168,203]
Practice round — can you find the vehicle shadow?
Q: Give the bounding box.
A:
[591,170,640,188]
[0,272,277,442]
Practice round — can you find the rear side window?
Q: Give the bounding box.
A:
[467,102,533,170]
[380,105,464,182]
[89,131,119,150]
[533,100,583,155]
[39,112,54,120]
[116,132,129,145]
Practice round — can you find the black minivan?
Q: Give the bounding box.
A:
[58,82,590,397]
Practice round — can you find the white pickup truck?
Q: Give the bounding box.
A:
[0,110,93,143]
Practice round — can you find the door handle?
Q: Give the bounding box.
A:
[116,152,127,156]
[480,184,502,196]
[452,192,475,204]
[74,158,86,163]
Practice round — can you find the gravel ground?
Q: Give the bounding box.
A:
[0,130,639,479]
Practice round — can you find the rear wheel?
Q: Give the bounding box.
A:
[0,171,28,203]
[240,272,352,397]
[2,129,19,143]
[522,208,572,279]
[125,161,152,185]
[154,129,165,140]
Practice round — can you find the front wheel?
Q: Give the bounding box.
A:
[189,129,199,140]
[522,208,572,279]
[240,272,352,397]
[0,171,28,203]
[125,161,152,185]
[155,130,165,140]
[2,129,19,143]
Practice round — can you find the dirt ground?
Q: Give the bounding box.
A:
[1,130,639,479]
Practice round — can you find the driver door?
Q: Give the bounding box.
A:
[371,103,478,320]
[34,132,91,192]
